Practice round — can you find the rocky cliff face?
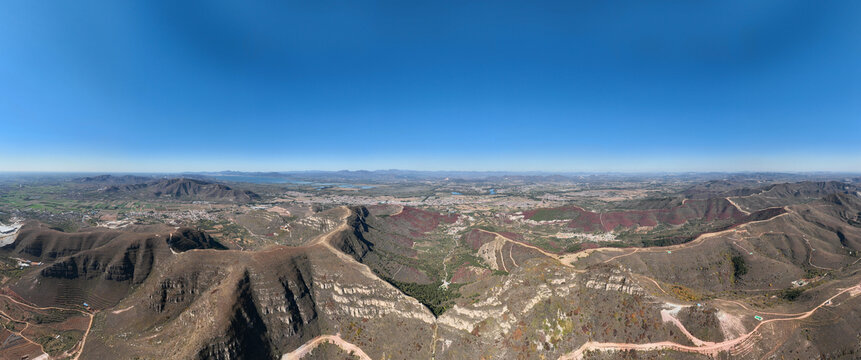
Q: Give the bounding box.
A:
[167,228,227,252]
[195,271,274,360]
[81,236,436,359]
[2,223,226,308]
[433,261,685,359]
[328,207,374,262]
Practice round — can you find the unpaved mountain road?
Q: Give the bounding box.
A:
[558,281,861,359]
[281,333,372,360]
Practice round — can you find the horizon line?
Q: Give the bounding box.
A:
[2,170,860,175]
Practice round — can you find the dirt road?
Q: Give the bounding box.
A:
[281,334,372,360]
[558,281,861,359]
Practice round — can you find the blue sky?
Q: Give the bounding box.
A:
[1,1,859,172]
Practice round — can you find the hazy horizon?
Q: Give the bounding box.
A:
[2,169,860,177]
[2,159,861,173]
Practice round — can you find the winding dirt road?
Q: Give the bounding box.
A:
[725,197,751,215]
[295,205,841,360]
[801,235,837,271]
[72,313,95,360]
[564,208,792,267]
[558,281,861,359]
[281,334,371,360]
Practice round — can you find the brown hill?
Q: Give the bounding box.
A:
[1,223,226,309]
[760,181,858,199]
[102,178,261,202]
[74,174,155,184]
[77,212,436,359]
[683,181,861,212]
[682,179,765,199]
[576,194,861,295]
[523,198,773,233]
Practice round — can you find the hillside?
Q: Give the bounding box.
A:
[1,223,227,309]
[100,178,261,202]
[518,197,786,247]
[74,175,155,184]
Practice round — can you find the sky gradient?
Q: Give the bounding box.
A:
[1,1,860,172]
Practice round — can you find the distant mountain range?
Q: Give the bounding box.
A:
[78,176,261,202]
[186,170,861,184]
[75,174,156,184]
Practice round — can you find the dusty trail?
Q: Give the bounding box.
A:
[111,305,134,314]
[560,206,789,267]
[559,281,861,359]
[281,333,372,360]
[308,208,382,281]
[801,235,837,271]
[635,274,669,297]
[476,229,562,260]
[391,264,405,278]
[473,229,591,274]
[725,197,751,215]
[479,208,788,272]
[497,239,509,272]
[0,294,89,313]
[590,228,725,265]
[599,213,606,231]
[390,205,405,217]
[599,248,641,264]
[660,306,715,347]
[712,299,814,317]
[72,313,95,360]
[509,245,518,267]
[475,229,585,273]
[607,215,855,359]
[732,240,752,254]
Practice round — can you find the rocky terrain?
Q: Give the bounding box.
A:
[1,177,861,359]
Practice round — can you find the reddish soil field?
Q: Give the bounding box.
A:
[463,229,497,250]
[451,266,491,283]
[388,233,415,248]
[389,207,457,233]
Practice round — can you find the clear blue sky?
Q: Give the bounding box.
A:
[1,1,859,172]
